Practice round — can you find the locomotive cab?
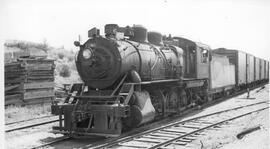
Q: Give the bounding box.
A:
[171,37,210,79]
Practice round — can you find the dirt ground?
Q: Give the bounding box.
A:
[5,123,63,149]
[219,110,269,149]
[5,103,52,124]
[183,85,269,149]
[5,84,269,149]
[216,85,269,149]
[185,108,269,149]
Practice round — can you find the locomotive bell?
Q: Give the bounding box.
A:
[124,91,155,127]
[130,25,148,43]
[148,31,164,46]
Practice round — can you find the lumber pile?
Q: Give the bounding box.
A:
[5,58,55,105]
[5,62,25,105]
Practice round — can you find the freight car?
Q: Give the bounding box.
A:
[255,57,260,82]
[260,58,265,81]
[265,61,269,82]
[51,24,268,137]
[247,53,255,84]
[213,48,269,87]
[212,48,250,89]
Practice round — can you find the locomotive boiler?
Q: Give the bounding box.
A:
[51,24,185,137]
[76,24,183,89]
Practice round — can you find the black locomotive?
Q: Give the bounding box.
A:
[51,24,269,137]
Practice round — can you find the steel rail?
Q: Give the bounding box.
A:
[30,136,71,149]
[5,115,57,126]
[86,83,267,148]
[83,83,267,148]
[149,106,268,149]
[89,100,269,149]
[5,118,59,132]
[9,83,265,148]
[5,83,266,148]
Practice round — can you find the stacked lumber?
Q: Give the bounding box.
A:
[5,62,25,105]
[20,58,55,104]
[5,58,55,105]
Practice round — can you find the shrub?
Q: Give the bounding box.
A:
[58,52,65,59]
[69,62,77,71]
[59,64,71,77]
[67,54,74,62]
[4,40,50,52]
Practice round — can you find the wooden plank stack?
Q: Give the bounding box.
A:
[5,62,25,105]
[5,58,55,105]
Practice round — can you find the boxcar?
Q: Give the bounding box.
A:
[254,57,260,81]
[264,60,267,80]
[210,54,235,90]
[266,61,269,80]
[246,54,255,84]
[267,61,269,80]
[260,59,265,80]
[212,48,246,87]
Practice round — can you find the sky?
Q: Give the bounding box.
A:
[0,0,270,60]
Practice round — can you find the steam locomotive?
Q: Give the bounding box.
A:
[51,24,269,137]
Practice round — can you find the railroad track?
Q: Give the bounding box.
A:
[5,115,57,126]
[27,84,268,149]
[28,101,269,149]
[5,116,59,132]
[30,136,71,149]
[5,83,268,149]
[6,83,265,133]
[87,101,268,149]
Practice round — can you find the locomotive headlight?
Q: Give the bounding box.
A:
[82,48,93,59]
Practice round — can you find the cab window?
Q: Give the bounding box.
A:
[201,48,208,63]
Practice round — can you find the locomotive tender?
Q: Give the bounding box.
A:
[51,24,269,137]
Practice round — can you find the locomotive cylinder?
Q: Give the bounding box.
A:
[124,91,156,127]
